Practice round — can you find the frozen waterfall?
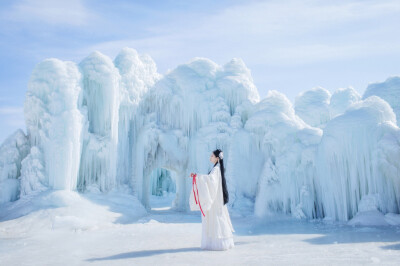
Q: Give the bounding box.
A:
[1,47,400,223]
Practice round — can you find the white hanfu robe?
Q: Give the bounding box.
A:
[189,163,235,250]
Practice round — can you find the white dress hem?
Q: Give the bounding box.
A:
[201,235,234,251]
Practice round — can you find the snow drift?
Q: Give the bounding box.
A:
[1,47,400,223]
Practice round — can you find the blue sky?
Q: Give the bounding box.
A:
[1,0,400,143]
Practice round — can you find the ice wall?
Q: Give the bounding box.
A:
[294,86,362,127]
[114,48,161,187]
[251,91,323,219]
[295,87,331,128]
[17,48,160,197]
[131,57,259,210]
[329,87,361,118]
[24,59,84,191]
[1,47,400,222]
[315,96,400,220]
[363,76,400,126]
[19,146,47,196]
[150,168,176,196]
[0,130,29,203]
[77,51,121,192]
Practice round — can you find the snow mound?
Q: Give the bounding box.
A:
[348,210,389,226]
[0,189,147,235]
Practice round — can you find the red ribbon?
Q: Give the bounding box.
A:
[191,173,205,217]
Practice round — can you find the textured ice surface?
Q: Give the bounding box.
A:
[1,47,400,224]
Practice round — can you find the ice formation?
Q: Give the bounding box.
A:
[315,96,400,220]
[363,76,400,126]
[295,87,331,128]
[329,87,361,119]
[0,130,29,203]
[150,168,176,196]
[1,47,400,223]
[24,59,84,191]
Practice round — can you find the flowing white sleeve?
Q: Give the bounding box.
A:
[195,166,220,212]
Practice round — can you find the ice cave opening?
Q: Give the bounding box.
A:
[148,168,177,211]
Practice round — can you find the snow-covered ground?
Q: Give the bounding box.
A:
[1,190,399,266]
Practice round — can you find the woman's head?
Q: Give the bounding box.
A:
[210,148,229,205]
[209,149,223,164]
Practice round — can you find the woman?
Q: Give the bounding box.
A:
[190,149,235,251]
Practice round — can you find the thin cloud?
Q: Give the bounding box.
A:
[2,0,95,26]
[0,106,23,115]
[86,0,400,68]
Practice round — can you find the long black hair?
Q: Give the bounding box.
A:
[208,149,229,205]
